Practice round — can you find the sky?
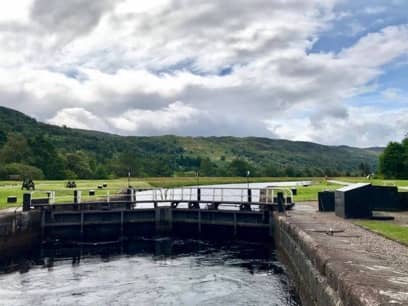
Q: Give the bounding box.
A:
[0,0,407,147]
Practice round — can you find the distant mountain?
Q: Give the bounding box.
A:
[0,106,381,178]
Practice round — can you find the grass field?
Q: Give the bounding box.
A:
[0,177,335,209]
[0,176,406,210]
[336,177,408,188]
[356,221,408,246]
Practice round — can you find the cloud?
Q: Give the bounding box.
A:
[30,0,120,44]
[265,106,408,147]
[0,0,407,147]
[107,101,200,134]
[47,107,108,131]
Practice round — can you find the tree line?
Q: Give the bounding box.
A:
[0,131,373,180]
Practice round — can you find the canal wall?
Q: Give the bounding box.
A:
[0,210,41,261]
[274,213,343,306]
[275,208,408,306]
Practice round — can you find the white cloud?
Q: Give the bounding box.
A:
[107,101,200,134]
[47,107,108,131]
[265,106,408,147]
[0,0,407,146]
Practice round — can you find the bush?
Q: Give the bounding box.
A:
[1,163,44,179]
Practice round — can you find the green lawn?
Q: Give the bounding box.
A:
[294,180,339,202]
[1,176,406,210]
[0,179,150,209]
[356,221,408,246]
[0,177,342,209]
[334,177,408,189]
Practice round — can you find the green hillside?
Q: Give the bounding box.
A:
[0,106,380,179]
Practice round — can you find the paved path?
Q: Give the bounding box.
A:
[0,207,21,216]
[282,203,408,305]
[326,179,351,186]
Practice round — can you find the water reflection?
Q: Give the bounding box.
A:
[0,238,301,306]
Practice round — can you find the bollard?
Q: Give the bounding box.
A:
[23,193,32,211]
[247,189,252,203]
[277,192,285,213]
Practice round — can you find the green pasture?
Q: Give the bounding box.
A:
[356,220,408,246]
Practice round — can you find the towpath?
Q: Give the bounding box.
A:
[279,202,408,305]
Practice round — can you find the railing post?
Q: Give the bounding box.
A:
[197,188,201,201]
[74,190,81,204]
[23,193,32,211]
[74,190,81,210]
[277,192,284,213]
[247,189,252,203]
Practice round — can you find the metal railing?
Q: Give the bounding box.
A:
[26,186,295,208]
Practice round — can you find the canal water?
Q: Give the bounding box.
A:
[0,238,300,305]
[0,182,303,305]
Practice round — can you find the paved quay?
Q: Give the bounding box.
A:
[280,202,408,306]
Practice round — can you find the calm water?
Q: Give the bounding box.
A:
[0,238,301,306]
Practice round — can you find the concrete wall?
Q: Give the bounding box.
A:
[0,211,41,261]
[274,214,343,306]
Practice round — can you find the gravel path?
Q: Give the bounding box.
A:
[290,203,408,274]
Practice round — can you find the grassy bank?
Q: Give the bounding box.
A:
[356,221,408,246]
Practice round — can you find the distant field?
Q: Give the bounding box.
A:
[1,177,407,210]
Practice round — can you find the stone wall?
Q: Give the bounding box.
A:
[0,211,41,260]
[274,214,343,306]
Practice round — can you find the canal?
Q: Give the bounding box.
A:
[0,239,300,305]
[0,182,304,305]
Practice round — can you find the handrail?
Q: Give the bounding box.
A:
[24,186,296,208]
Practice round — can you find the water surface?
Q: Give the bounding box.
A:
[0,239,301,306]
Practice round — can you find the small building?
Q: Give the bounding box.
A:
[371,186,400,211]
[318,191,335,212]
[335,183,372,219]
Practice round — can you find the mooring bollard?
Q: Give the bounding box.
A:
[277,192,284,213]
[23,193,32,211]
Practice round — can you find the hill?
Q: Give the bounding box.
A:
[0,106,381,179]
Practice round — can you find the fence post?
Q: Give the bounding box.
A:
[247,189,252,203]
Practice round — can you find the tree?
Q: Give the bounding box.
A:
[29,135,66,179]
[379,142,406,178]
[228,159,253,177]
[0,130,6,147]
[358,162,371,177]
[199,157,217,176]
[0,133,32,164]
[65,151,93,179]
[1,163,44,180]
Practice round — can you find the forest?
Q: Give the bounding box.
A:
[0,106,380,180]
